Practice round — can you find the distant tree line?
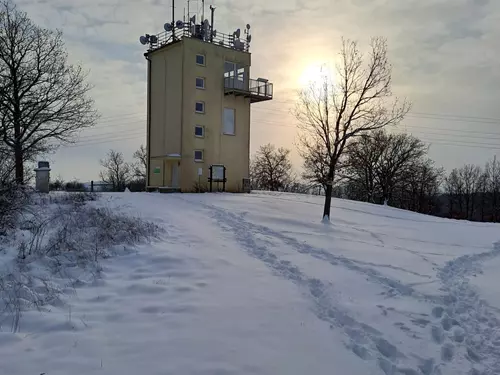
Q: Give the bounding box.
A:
[48,145,147,193]
[339,130,442,215]
[250,36,500,223]
[250,133,500,223]
[443,158,500,221]
[97,145,147,192]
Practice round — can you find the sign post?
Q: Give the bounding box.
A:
[208,164,226,192]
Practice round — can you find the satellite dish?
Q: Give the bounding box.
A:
[164,23,173,32]
[176,20,184,29]
[247,34,252,43]
[246,24,251,30]
[149,35,158,43]
[235,28,241,38]
[139,35,148,45]
[233,39,244,50]
[190,15,196,24]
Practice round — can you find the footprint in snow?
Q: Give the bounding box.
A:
[431,325,445,344]
[441,343,455,362]
[432,306,444,319]
[452,326,465,343]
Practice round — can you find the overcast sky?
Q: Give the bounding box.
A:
[14,0,500,182]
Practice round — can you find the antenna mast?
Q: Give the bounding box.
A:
[210,5,215,43]
[172,0,175,26]
[172,0,175,39]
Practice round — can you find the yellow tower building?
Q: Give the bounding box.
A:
[140,12,273,192]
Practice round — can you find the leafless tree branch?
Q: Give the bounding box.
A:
[0,0,98,183]
[294,37,411,220]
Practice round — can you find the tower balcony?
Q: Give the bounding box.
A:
[224,77,273,103]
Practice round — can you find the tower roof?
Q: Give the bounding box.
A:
[139,21,251,55]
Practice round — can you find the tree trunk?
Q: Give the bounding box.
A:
[322,167,335,221]
[14,143,24,185]
[494,190,499,222]
[480,192,485,222]
[470,194,475,221]
[382,184,389,206]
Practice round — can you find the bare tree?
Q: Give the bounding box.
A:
[399,158,443,214]
[0,1,98,184]
[294,37,410,221]
[0,144,15,186]
[300,142,332,192]
[477,169,489,222]
[132,144,147,179]
[250,144,295,191]
[374,132,427,205]
[342,133,381,203]
[444,165,482,220]
[99,150,130,192]
[343,130,436,211]
[444,169,464,219]
[459,164,481,220]
[485,156,500,221]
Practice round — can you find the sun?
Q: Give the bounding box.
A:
[298,63,334,87]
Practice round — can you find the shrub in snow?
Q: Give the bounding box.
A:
[0,267,61,332]
[33,191,100,206]
[0,193,161,332]
[43,205,160,260]
[0,185,32,235]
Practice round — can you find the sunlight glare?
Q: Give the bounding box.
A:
[298,63,334,87]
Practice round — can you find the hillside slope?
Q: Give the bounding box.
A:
[2,192,500,375]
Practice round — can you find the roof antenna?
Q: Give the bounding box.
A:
[210,5,216,43]
[171,0,175,40]
[202,0,205,25]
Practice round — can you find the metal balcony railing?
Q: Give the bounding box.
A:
[224,77,273,103]
[145,25,250,53]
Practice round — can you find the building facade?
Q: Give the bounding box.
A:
[144,24,272,192]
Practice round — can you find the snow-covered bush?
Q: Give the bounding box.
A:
[0,193,161,332]
[33,191,100,206]
[43,205,160,260]
[0,266,61,332]
[0,185,32,235]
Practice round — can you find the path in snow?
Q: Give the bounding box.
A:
[178,194,500,375]
[434,244,500,375]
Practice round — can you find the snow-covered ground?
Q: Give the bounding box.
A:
[2,191,500,375]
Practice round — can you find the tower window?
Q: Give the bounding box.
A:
[196,54,205,66]
[194,125,204,137]
[196,77,205,89]
[194,150,204,162]
[195,101,205,113]
[223,108,235,135]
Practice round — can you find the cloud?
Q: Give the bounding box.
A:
[12,0,500,180]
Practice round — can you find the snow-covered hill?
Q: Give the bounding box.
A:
[2,192,500,375]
